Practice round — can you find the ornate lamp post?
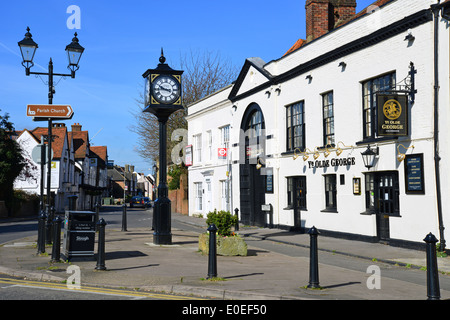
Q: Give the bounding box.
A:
[142,49,183,245]
[18,27,84,236]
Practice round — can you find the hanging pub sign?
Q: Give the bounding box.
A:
[377,94,408,136]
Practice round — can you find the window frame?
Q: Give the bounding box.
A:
[361,73,396,140]
[322,91,335,147]
[194,182,203,211]
[193,133,202,164]
[286,101,305,152]
[323,174,337,212]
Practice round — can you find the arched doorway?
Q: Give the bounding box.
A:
[239,103,266,227]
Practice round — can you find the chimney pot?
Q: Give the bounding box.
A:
[305,0,356,42]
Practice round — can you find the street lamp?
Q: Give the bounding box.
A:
[18,27,38,75]
[18,27,84,242]
[361,145,379,169]
[66,32,85,78]
[142,49,183,245]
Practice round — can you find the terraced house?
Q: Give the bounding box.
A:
[14,122,108,213]
[187,0,450,249]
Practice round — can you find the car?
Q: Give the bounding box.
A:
[129,196,146,208]
[143,197,152,208]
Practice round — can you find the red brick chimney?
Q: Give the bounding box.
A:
[71,123,82,132]
[305,0,356,42]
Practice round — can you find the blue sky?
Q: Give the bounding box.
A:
[0,0,374,175]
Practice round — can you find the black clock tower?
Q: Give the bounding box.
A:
[142,49,183,245]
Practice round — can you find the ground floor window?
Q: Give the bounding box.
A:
[287,176,307,210]
[194,182,202,211]
[324,174,337,211]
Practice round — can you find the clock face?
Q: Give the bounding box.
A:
[151,75,180,104]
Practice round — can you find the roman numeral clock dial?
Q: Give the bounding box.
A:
[151,75,180,104]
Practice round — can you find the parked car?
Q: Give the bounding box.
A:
[143,197,152,208]
[130,196,146,208]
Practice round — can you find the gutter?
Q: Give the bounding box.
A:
[431,1,447,252]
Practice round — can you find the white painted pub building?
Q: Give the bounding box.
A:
[187,0,450,249]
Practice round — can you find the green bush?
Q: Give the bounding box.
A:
[206,209,238,237]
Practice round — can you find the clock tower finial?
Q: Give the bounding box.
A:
[159,47,166,64]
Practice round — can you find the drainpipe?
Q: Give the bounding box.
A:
[432,2,445,252]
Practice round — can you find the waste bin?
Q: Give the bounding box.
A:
[63,211,96,259]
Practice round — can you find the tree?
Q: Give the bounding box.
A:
[130,50,238,167]
[0,111,26,207]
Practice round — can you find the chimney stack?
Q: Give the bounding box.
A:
[71,123,82,132]
[305,0,356,42]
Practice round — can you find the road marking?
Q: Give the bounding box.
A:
[0,277,203,300]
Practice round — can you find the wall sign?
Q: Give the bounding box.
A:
[307,157,356,169]
[377,94,409,136]
[265,167,273,193]
[353,177,361,195]
[404,153,424,194]
[218,147,227,159]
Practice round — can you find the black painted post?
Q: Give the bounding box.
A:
[45,205,53,245]
[37,210,47,254]
[95,202,100,229]
[307,226,320,289]
[96,218,107,270]
[234,208,239,232]
[121,203,127,232]
[424,232,440,300]
[51,215,63,262]
[207,223,218,279]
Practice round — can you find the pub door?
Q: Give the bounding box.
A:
[293,176,307,230]
[367,171,399,243]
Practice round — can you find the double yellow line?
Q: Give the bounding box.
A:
[0,276,203,300]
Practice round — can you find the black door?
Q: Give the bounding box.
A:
[239,163,266,227]
[239,104,266,227]
[367,171,399,243]
[293,176,307,230]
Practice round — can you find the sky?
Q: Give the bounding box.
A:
[0,0,375,176]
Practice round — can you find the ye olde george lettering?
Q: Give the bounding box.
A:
[308,157,356,169]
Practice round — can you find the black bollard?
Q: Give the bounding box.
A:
[424,232,440,300]
[234,208,239,232]
[37,210,47,254]
[45,205,53,245]
[51,215,63,262]
[95,202,100,229]
[207,223,218,279]
[121,203,127,232]
[307,226,320,289]
[96,218,107,270]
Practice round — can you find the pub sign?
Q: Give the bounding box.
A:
[377,94,408,136]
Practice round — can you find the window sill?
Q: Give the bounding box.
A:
[320,208,338,213]
[283,206,307,211]
[356,136,398,146]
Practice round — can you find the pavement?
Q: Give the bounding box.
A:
[1,209,450,300]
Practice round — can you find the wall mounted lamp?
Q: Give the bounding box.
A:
[256,158,263,170]
[313,147,320,160]
[335,141,353,156]
[397,144,415,162]
[361,145,379,169]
